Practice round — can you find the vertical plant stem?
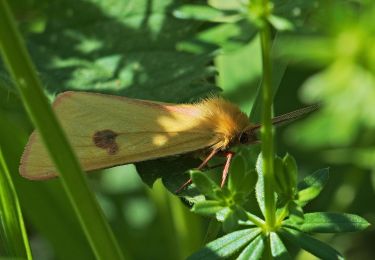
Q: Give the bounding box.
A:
[0,1,125,259]
[259,0,276,228]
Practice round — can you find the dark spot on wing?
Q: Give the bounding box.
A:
[93,129,119,155]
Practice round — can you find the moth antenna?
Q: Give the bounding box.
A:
[244,103,320,133]
[271,103,320,126]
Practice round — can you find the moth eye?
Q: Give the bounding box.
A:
[239,132,249,144]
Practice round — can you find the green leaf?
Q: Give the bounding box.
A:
[188,228,261,260]
[0,93,94,259]
[297,168,329,206]
[177,20,257,53]
[282,154,298,189]
[28,1,218,103]
[236,170,257,195]
[280,228,344,260]
[222,209,239,233]
[192,200,225,216]
[268,15,294,31]
[191,170,221,198]
[239,211,265,228]
[288,201,304,224]
[270,232,291,260]
[0,148,31,259]
[228,155,257,198]
[136,156,202,197]
[255,153,266,217]
[274,156,288,196]
[208,0,244,11]
[216,35,262,111]
[283,212,370,233]
[173,5,241,23]
[228,155,247,191]
[0,1,125,259]
[237,234,265,260]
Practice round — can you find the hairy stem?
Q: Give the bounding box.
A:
[259,0,276,229]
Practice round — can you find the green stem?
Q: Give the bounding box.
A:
[0,1,125,259]
[259,0,276,229]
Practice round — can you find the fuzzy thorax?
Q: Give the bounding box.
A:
[196,97,251,150]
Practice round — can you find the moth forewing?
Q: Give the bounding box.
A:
[19,92,249,179]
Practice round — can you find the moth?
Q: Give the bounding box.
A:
[19,91,317,191]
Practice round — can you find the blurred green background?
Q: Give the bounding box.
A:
[1,0,374,259]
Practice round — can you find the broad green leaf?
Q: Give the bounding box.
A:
[276,37,335,67]
[237,234,265,260]
[191,170,221,198]
[270,232,291,260]
[178,20,257,53]
[192,200,225,216]
[280,228,344,260]
[188,228,261,260]
[297,168,329,206]
[236,170,257,196]
[283,212,370,233]
[27,0,218,103]
[217,35,262,112]
[136,156,201,191]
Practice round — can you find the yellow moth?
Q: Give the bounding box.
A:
[19,91,317,190]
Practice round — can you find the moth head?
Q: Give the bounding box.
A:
[237,125,260,145]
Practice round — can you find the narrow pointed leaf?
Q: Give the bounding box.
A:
[255,153,266,217]
[188,228,261,260]
[173,5,241,23]
[298,168,329,206]
[270,232,291,260]
[0,148,31,259]
[274,156,288,196]
[283,212,370,233]
[237,234,265,260]
[280,228,344,260]
[192,200,225,216]
[283,153,298,189]
[228,155,247,191]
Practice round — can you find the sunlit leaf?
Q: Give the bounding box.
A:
[188,228,261,260]
[237,234,265,260]
[297,168,329,206]
[283,212,370,233]
[270,232,291,260]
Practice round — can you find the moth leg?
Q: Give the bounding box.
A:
[220,151,234,187]
[175,149,219,194]
[197,148,220,170]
